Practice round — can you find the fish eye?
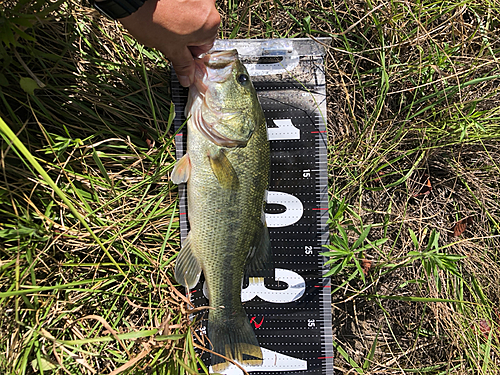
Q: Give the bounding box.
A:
[237,74,249,85]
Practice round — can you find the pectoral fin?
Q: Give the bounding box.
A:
[208,149,239,190]
[171,153,191,184]
[174,233,201,289]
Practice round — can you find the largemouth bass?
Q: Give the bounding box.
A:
[171,49,270,371]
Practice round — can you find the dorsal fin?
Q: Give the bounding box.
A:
[245,213,272,279]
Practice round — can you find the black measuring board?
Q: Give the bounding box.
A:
[171,38,333,375]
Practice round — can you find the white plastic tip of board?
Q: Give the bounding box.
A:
[208,347,308,374]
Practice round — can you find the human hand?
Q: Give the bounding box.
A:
[119,0,220,87]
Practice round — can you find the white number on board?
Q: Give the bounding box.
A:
[265,191,303,228]
[241,268,305,303]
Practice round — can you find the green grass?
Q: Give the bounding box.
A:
[0,1,200,373]
[1,0,500,373]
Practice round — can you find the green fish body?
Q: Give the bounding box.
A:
[172,50,270,371]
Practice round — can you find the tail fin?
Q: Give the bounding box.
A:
[208,312,262,372]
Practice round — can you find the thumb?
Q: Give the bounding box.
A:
[169,48,196,87]
[188,43,214,57]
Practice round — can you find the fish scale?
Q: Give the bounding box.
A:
[172,38,334,375]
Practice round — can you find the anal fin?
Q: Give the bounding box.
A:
[174,232,201,289]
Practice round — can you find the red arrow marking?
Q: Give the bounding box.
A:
[249,316,264,329]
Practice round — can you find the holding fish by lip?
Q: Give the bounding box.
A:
[171,50,271,371]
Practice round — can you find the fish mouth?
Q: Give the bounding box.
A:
[187,50,248,148]
[193,50,239,94]
[203,49,238,70]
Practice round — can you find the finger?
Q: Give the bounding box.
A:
[206,6,221,34]
[189,7,220,44]
[169,48,196,87]
[189,43,214,57]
